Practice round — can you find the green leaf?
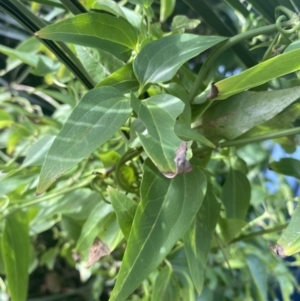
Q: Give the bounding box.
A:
[284,40,300,53]
[75,201,113,258]
[171,15,201,33]
[128,0,153,8]
[92,0,127,18]
[269,158,300,180]
[22,136,55,167]
[75,46,124,84]
[2,211,30,301]
[272,204,300,257]
[202,87,300,140]
[151,265,180,301]
[37,87,131,194]
[133,34,227,90]
[184,183,220,294]
[221,169,250,219]
[0,44,58,75]
[97,64,139,93]
[215,48,300,100]
[108,188,138,240]
[36,13,138,61]
[246,255,267,301]
[160,0,176,22]
[175,121,215,148]
[131,93,193,177]
[109,159,207,301]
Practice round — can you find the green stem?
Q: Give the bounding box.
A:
[193,126,300,154]
[0,176,94,221]
[188,20,294,103]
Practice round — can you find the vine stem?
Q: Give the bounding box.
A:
[188,20,294,103]
[193,126,300,154]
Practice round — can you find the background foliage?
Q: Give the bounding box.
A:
[1,0,300,300]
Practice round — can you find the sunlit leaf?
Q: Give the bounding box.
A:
[215,48,300,100]
[133,34,227,90]
[36,13,138,60]
[160,0,176,22]
[37,87,131,194]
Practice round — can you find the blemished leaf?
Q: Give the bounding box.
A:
[269,158,300,180]
[97,64,139,93]
[133,34,227,90]
[93,0,126,19]
[221,169,251,220]
[131,93,192,177]
[75,46,124,84]
[174,121,215,148]
[171,15,201,33]
[108,187,138,240]
[202,87,300,140]
[272,204,300,257]
[85,238,110,268]
[36,13,138,61]
[151,265,180,301]
[184,183,220,294]
[160,0,176,22]
[36,87,131,194]
[2,211,30,301]
[109,159,207,301]
[22,136,55,167]
[215,48,300,100]
[246,255,267,301]
[75,201,113,259]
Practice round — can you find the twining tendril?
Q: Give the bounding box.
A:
[275,6,300,34]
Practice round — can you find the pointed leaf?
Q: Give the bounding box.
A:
[97,64,139,93]
[109,159,207,301]
[221,169,250,219]
[37,87,131,194]
[215,48,300,100]
[93,0,127,18]
[269,158,300,180]
[133,34,227,89]
[272,204,300,257]
[151,266,180,301]
[160,0,176,22]
[108,187,137,240]
[184,183,220,294]
[202,87,300,140]
[2,211,30,301]
[131,93,192,176]
[36,13,138,60]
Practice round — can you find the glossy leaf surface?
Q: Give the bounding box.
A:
[133,34,227,89]
[109,159,207,301]
[215,48,300,100]
[2,211,29,301]
[37,87,131,194]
